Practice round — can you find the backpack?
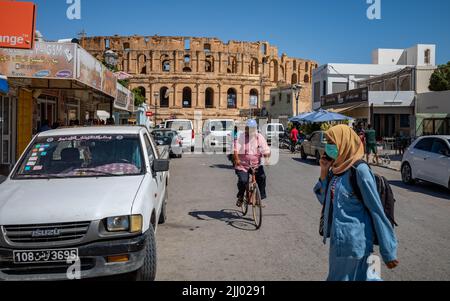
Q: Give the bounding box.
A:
[350,160,398,245]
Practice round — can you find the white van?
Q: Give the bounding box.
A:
[203,119,235,152]
[164,119,195,152]
[265,123,285,145]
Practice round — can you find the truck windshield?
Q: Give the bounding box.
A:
[13,134,144,179]
[166,121,192,131]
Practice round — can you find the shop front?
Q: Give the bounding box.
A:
[0,92,16,174]
[416,91,450,136]
[321,88,415,138]
[0,41,130,173]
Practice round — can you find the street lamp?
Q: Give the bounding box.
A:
[292,84,303,116]
[153,92,159,126]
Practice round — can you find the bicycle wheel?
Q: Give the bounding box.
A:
[252,185,263,229]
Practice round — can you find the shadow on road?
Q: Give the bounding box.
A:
[292,157,319,166]
[389,180,450,199]
[0,176,6,185]
[188,209,259,231]
[209,164,234,170]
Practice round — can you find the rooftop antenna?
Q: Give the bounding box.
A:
[77,29,87,47]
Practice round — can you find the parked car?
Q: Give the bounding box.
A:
[0,126,170,280]
[164,119,195,152]
[264,123,285,145]
[151,128,183,158]
[202,119,235,152]
[401,135,450,189]
[300,131,327,164]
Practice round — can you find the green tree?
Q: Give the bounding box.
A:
[132,87,146,107]
[429,61,450,91]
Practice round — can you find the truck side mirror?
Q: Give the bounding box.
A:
[153,159,170,173]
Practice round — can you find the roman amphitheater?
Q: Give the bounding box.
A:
[81,35,317,123]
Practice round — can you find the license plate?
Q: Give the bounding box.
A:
[13,248,78,264]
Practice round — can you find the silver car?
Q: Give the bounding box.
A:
[300,131,327,164]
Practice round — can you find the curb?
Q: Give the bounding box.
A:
[370,163,400,172]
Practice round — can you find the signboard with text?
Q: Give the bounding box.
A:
[321,88,368,108]
[0,42,76,79]
[0,1,36,49]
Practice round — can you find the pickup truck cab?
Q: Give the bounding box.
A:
[0,126,170,281]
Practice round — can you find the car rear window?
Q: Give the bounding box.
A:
[268,125,283,131]
[210,121,234,131]
[166,121,192,131]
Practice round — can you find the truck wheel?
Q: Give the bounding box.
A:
[131,225,157,281]
[300,147,307,160]
[158,195,167,224]
[315,151,321,165]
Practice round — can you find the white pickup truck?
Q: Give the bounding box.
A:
[0,126,170,281]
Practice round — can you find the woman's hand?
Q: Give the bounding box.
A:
[386,260,399,269]
[319,155,333,181]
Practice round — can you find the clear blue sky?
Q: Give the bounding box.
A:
[27,0,450,65]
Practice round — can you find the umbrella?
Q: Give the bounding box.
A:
[288,111,316,122]
[303,110,353,123]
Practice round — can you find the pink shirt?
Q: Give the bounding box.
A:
[234,132,270,172]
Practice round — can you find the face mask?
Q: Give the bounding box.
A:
[325,144,339,160]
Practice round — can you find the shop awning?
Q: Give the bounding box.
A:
[0,74,8,93]
[0,41,134,112]
[326,103,366,114]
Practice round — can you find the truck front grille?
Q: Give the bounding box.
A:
[3,221,91,245]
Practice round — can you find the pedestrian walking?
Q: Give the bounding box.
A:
[365,124,379,165]
[290,126,299,152]
[314,124,398,281]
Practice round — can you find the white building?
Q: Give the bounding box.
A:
[312,44,436,110]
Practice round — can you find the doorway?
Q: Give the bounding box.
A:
[37,96,57,130]
[0,95,16,171]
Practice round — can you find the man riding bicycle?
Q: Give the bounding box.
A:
[233,119,271,207]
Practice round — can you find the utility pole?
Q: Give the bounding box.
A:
[153,92,159,126]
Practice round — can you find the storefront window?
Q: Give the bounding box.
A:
[423,119,434,136]
[435,119,446,135]
[400,114,410,128]
[423,118,450,136]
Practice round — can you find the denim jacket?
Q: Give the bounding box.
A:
[314,163,398,263]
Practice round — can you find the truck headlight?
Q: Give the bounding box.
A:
[106,216,130,232]
[105,215,143,233]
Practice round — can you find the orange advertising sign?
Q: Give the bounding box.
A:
[0,1,36,49]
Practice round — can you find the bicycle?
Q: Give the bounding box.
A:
[373,142,391,166]
[240,167,262,229]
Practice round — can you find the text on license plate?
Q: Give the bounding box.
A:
[13,248,78,264]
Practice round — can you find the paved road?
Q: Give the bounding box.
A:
[156,151,450,281]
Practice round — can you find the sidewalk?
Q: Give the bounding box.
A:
[367,150,402,172]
